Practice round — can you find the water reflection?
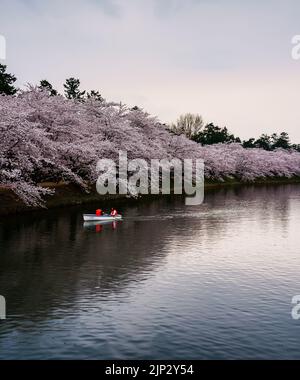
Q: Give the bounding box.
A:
[0,184,299,359]
[83,220,121,232]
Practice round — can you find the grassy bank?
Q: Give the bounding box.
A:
[1,177,300,216]
[0,182,125,216]
[204,176,300,188]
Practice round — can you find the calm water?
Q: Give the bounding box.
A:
[0,184,300,359]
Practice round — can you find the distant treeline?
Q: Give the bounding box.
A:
[0,63,104,102]
[0,64,299,152]
[169,113,300,152]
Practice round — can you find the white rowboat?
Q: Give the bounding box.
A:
[83,214,122,222]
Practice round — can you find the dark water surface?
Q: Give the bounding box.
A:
[0,184,300,359]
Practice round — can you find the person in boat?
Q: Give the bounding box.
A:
[95,209,103,216]
[110,208,118,216]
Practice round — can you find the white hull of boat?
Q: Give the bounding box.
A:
[83,214,122,222]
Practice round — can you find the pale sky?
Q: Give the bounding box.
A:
[1,0,300,142]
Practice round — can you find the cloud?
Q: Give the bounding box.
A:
[1,0,300,141]
[14,0,121,17]
[88,0,122,17]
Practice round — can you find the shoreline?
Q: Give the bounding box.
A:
[1,177,300,216]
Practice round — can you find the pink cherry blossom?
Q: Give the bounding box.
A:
[0,88,299,206]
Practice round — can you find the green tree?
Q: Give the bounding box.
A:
[242,138,256,149]
[254,134,272,151]
[63,77,85,100]
[86,90,103,102]
[271,132,291,150]
[0,64,17,95]
[193,123,240,145]
[39,80,58,96]
[243,132,292,150]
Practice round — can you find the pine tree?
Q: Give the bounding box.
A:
[39,80,58,96]
[86,90,103,102]
[0,64,17,95]
[63,77,85,100]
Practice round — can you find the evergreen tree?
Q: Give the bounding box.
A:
[242,138,256,149]
[193,123,240,145]
[63,77,85,100]
[39,80,58,96]
[0,64,17,95]
[86,90,103,102]
[271,132,291,150]
[253,134,272,151]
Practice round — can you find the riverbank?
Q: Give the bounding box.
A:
[1,177,300,216]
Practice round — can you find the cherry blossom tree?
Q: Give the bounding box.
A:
[0,88,300,207]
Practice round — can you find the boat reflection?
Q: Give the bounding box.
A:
[83,220,120,232]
